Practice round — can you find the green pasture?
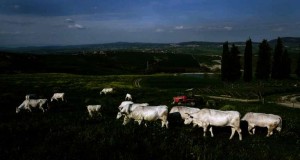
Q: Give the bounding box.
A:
[0,73,299,160]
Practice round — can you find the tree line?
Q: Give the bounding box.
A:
[221,37,300,82]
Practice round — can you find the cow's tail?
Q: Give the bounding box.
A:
[277,117,282,132]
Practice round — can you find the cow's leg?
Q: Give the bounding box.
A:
[162,120,169,128]
[267,127,274,137]
[236,127,242,141]
[88,111,93,117]
[248,125,253,135]
[229,127,236,140]
[203,126,207,137]
[137,120,143,125]
[161,121,165,128]
[209,127,214,137]
[122,117,130,125]
[27,107,32,112]
[248,124,255,135]
[252,127,256,135]
[39,106,45,113]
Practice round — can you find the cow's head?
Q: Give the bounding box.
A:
[118,101,133,113]
[116,112,123,119]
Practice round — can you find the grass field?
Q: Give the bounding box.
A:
[0,73,300,160]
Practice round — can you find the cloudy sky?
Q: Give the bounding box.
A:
[0,0,299,47]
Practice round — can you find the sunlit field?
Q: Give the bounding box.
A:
[0,73,299,160]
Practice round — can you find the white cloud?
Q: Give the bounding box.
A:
[224,26,233,31]
[65,18,85,29]
[65,18,74,23]
[175,25,184,30]
[68,24,85,29]
[155,28,164,32]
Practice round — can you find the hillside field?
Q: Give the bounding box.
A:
[0,73,299,160]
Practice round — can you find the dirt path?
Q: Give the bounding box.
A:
[206,95,300,109]
[207,95,260,102]
[276,94,300,109]
[277,102,300,109]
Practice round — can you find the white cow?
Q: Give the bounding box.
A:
[184,108,242,140]
[86,105,102,117]
[241,112,282,137]
[117,102,168,128]
[16,99,48,113]
[169,106,200,120]
[125,93,132,101]
[51,93,65,102]
[100,88,113,95]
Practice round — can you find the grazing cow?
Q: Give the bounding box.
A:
[16,99,48,113]
[100,88,113,95]
[125,93,132,101]
[184,108,242,140]
[86,105,102,117]
[51,93,65,102]
[241,112,282,137]
[117,102,168,128]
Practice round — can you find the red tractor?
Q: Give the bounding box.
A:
[172,95,196,106]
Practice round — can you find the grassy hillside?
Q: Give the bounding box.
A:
[0,73,299,160]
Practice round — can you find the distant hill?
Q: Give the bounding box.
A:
[269,37,300,46]
[1,37,299,55]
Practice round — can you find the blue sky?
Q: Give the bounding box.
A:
[0,0,299,47]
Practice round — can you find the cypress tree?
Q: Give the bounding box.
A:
[229,44,241,81]
[221,41,230,81]
[296,53,300,77]
[271,37,284,79]
[255,39,272,80]
[243,38,253,82]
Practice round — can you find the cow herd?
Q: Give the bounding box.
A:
[116,101,282,141]
[16,88,282,141]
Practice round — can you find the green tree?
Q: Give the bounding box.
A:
[271,37,290,79]
[229,44,241,81]
[221,41,230,81]
[255,39,272,80]
[243,38,253,82]
[296,53,300,77]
